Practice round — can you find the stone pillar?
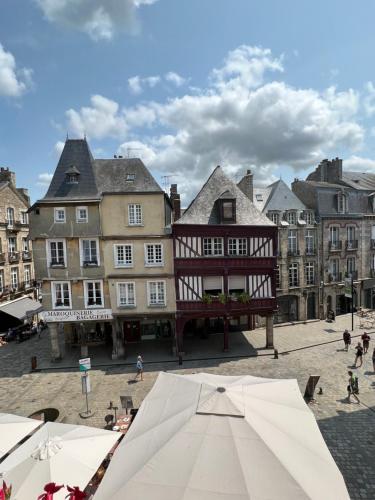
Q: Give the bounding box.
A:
[265,315,274,348]
[111,321,118,360]
[223,316,229,352]
[48,322,61,361]
[116,318,125,358]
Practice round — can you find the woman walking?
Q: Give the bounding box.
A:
[354,342,363,368]
[343,329,351,351]
[135,355,144,381]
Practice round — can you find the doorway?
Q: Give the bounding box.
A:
[307,292,316,319]
[123,321,141,343]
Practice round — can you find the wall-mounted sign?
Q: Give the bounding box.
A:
[44,309,113,322]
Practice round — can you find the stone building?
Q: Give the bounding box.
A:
[249,176,319,323]
[0,167,34,303]
[29,139,175,360]
[292,157,375,317]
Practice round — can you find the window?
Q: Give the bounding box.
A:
[220,200,236,223]
[67,174,78,184]
[276,265,281,289]
[337,192,348,213]
[22,238,29,252]
[0,270,3,293]
[303,211,314,225]
[305,229,315,255]
[20,211,28,224]
[329,226,339,246]
[255,193,263,202]
[48,239,66,266]
[203,237,223,256]
[80,239,99,266]
[305,262,315,285]
[8,237,16,253]
[147,281,166,306]
[268,212,279,225]
[52,281,71,308]
[228,276,246,295]
[54,207,66,223]
[330,259,340,281]
[288,230,298,254]
[117,282,136,307]
[287,211,297,225]
[84,280,103,308]
[288,263,299,287]
[347,226,356,248]
[203,276,223,296]
[6,207,14,226]
[24,265,31,288]
[347,257,356,277]
[128,204,142,225]
[11,267,18,290]
[76,206,88,223]
[145,244,163,266]
[126,173,135,181]
[114,244,133,267]
[228,238,247,256]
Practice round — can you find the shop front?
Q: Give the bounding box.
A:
[275,295,299,324]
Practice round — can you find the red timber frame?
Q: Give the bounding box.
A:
[172,224,278,353]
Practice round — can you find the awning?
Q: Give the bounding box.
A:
[362,278,375,290]
[0,297,43,321]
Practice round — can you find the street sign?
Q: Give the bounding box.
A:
[79,357,91,371]
[344,278,352,298]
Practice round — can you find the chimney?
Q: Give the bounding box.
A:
[237,169,253,202]
[0,167,16,186]
[170,184,181,222]
[17,188,30,204]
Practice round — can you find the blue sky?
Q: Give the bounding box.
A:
[2,0,375,204]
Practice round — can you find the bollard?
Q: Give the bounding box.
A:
[31,356,37,371]
[273,349,279,359]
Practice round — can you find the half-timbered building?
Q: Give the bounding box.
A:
[172,166,277,353]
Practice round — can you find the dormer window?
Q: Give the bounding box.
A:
[126,173,135,182]
[303,211,314,225]
[255,193,263,202]
[220,199,236,223]
[337,191,348,214]
[67,174,78,184]
[65,165,80,184]
[286,211,297,225]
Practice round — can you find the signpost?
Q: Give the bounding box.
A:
[79,358,94,418]
[79,357,91,371]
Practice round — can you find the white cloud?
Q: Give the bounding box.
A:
[344,155,375,172]
[165,71,186,87]
[118,140,157,164]
[364,81,375,116]
[36,0,158,41]
[63,45,366,202]
[128,75,161,94]
[37,172,53,186]
[54,141,65,155]
[0,43,33,97]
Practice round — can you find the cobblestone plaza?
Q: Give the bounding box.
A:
[0,314,374,499]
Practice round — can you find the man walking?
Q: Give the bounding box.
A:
[361,332,370,354]
[346,371,359,403]
[135,355,144,381]
[343,329,351,351]
[354,342,363,367]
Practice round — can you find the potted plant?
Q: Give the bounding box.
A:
[238,292,251,304]
[202,293,213,304]
[218,293,227,304]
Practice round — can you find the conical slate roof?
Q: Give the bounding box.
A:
[44,139,99,200]
[176,166,273,225]
[263,179,306,212]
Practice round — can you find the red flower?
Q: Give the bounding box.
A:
[65,486,86,499]
[0,481,12,500]
[37,482,64,500]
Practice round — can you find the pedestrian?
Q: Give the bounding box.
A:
[354,342,363,367]
[361,332,370,354]
[346,371,360,403]
[135,355,144,381]
[343,329,351,351]
[37,323,42,340]
[372,348,375,373]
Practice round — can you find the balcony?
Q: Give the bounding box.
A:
[177,296,275,314]
[287,249,300,257]
[305,247,316,256]
[328,241,342,252]
[22,250,32,261]
[0,252,5,264]
[327,272,342,283]
[0,280,34,301]
[345,240,358,251]
[8,252,20,263]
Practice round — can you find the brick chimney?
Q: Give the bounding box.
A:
[0,167,16,186]
[237,169,253,202]
[170,184,181,222]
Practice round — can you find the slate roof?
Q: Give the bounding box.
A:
[252,187,272,212]
[44,139,99,201]
[175,166,273,226]
[342,171,375,191]
[263,179,306,212]
[93,158,163,193]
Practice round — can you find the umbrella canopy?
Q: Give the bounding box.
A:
[94,372,350,500]
[0,421,119,499]
[0,413,42,458]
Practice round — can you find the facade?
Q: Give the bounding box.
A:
[0,167,34,304]
[251,176,319,323]
[172,166,277,353]
[29,139,174,360]
[292,157,375,318]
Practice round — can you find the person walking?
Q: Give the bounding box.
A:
[361,332,370,354]
[354,342,363,367]
[343,329,351,351]
[346,371,360,403]
[135,355,144,381]
[372,348,375,372]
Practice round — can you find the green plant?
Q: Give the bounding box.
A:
[202,293,213,304]
[238,292,251,304]
[218,293,227,304]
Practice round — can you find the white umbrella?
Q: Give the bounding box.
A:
[94,372,350,500]
[0,413,42,458]
[0,421,119,499]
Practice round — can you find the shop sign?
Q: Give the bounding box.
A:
[44,308,113,322]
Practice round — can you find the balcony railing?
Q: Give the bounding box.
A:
[0,252,5,264]
[345,240,358,251]
[287,249,300,257]
[0,280,34,300]
[22,250,32,261]
[328,241,342,251]
[83,259,99,267]
[8,252,20,263]
[177,297,275,313]
[50,259,65,268]
[328,272,342,283]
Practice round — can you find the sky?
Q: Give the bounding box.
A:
[2,1,375,205]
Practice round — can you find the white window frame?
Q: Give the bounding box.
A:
[79,238,100,267]
[10,267,18,290]
[228,238,247,256]
[114,244,133,268]
[147,280,166,306]
[268,212,279,225]
[20,211,28,224]
[24,265,31,288]
[8,237,17,253]
[288,229,298,252]
[84,280,104,308]
[305,262,315,286]
[288,263,299,287]
[203,237,224,256]
[51,281,72,309]
[144,243,164,266]
[128,204,143,226]
[117,281,136,307]
[347,226,355,244]
[46,239,66,267]
[330,259,340,281]
[305,229,315,254]
[287,211,297,225]
[303,211,314,225]
[6,207,14,226]
[54,207,66,223]
[329,226,339,244]
[76,206,88,223]
[347,257,356,276]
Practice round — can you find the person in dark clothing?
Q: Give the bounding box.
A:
[343,330,351,351]
[354,342,363,367]
[361,332,370,354]
[346,371,360,403]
